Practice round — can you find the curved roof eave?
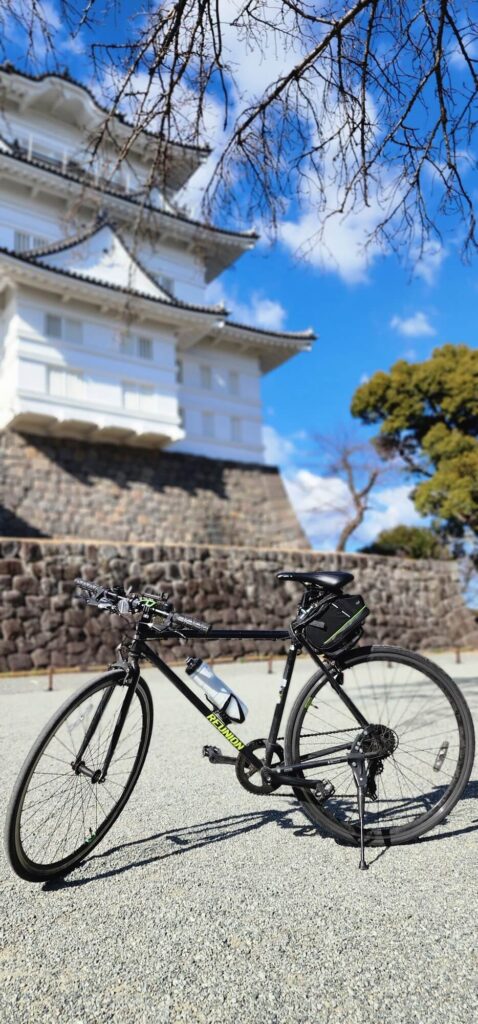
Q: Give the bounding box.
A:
[0,63,209,162]
[0,246,223,320]
[0,148,258,272]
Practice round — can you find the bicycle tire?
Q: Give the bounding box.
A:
[5,669,153,882]
[284,645,475,847]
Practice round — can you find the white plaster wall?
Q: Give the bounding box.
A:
[2,290,267,460]
[40,228,165,298]
[132,236,207,305]
[1,109,88,162]
[0,294,20,428]
[1,107,168,203]
[0,191,63,250]
[171,344,265,462]
[7,290,182,437]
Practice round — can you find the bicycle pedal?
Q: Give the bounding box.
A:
[202,745,221,761]
[202,745,236,765]
[314,780,335,803]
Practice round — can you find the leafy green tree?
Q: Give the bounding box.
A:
[361,525,449,560]
[351,345,478,544]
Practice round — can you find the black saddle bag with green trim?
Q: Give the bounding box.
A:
[303,594,369,653]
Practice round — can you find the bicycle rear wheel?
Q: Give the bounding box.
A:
[284,646,475,847]
[5,669,153,882]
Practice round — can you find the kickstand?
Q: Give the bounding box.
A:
[351,756,369,871]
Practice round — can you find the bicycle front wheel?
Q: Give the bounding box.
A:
[5,669,153,882]
[284,646,475,847]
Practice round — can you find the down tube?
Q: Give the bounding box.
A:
[139,642,250,754]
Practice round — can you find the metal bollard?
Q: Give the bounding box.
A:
[47,667,54,691]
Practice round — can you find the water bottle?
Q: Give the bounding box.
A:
[185,658,248,723]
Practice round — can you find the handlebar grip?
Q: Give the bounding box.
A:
[74,578,99,594]
[173,613,211,635]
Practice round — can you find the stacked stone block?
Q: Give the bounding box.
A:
[1,539,477,673]
[0,431,307,549]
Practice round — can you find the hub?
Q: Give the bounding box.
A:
[360,724,398,760]
[72,761,103,783]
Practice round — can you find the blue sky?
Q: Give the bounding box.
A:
[5,1,478,551]
[212,228,478,549]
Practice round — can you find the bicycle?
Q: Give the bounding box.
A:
[5,569,475,882]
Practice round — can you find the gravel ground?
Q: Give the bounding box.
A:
[0,651,477,1024]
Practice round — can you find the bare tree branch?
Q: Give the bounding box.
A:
[3,1,478,258]
[298,431,394,551]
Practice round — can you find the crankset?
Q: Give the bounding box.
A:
[235,739,284,795]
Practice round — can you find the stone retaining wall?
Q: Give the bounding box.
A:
[1,539,477,673]
[0,431,307,549]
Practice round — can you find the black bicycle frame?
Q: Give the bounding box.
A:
[77,617,372,791]
[75,612,373,790]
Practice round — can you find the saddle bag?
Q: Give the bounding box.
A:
[303,594,369,652]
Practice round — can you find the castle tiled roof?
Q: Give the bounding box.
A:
[0,63,209,153]
[0,144,258,248]
[0,235,315,348]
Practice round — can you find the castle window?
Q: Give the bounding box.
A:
[48,367,84,400]
[45,314,62,339]
[120,334,153,359]
[200,364,212,389]
[230,416,241,442]
[45,314,83,344]
[176,357,183,384]
[122,382,156,413]
[63,318,83,345]
[229,370,239,396]
[14,231,31,253]
[202,411,214,437]
[14,231,48,253]
[138,336,153,360]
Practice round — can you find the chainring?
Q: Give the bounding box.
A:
[235,739,284,795]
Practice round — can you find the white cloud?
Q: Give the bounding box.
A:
[205,280,286,331]
[284,470,352,548]
[262,425,296,466]
[36,0,61,30]
[283,470,423,550]
[390,311,436,337]
[280,201,384,285]
[358,485,423,543]
[260,424,425,549]
[61,33,86,56]
[278,91,399,285]
[411,241,446,284]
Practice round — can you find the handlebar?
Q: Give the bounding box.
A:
[171,613,211,636]
[74,578,211,636]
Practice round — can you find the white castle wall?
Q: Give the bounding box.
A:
[0,70,309,464]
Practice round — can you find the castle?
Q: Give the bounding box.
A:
[0,66,476,668]
[0,65,314,466]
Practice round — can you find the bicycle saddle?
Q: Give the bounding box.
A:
[276,570,354,592]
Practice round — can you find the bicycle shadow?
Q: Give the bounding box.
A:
[41,778,477,891]
[41,801,332,890]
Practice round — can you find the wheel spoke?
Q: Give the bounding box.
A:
[11,678,148,874]
[290,649,469,841]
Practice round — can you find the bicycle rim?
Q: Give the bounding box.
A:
[284,646,474,846]
[6,671,153,880]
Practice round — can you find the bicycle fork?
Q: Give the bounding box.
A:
[72,661,140,783]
